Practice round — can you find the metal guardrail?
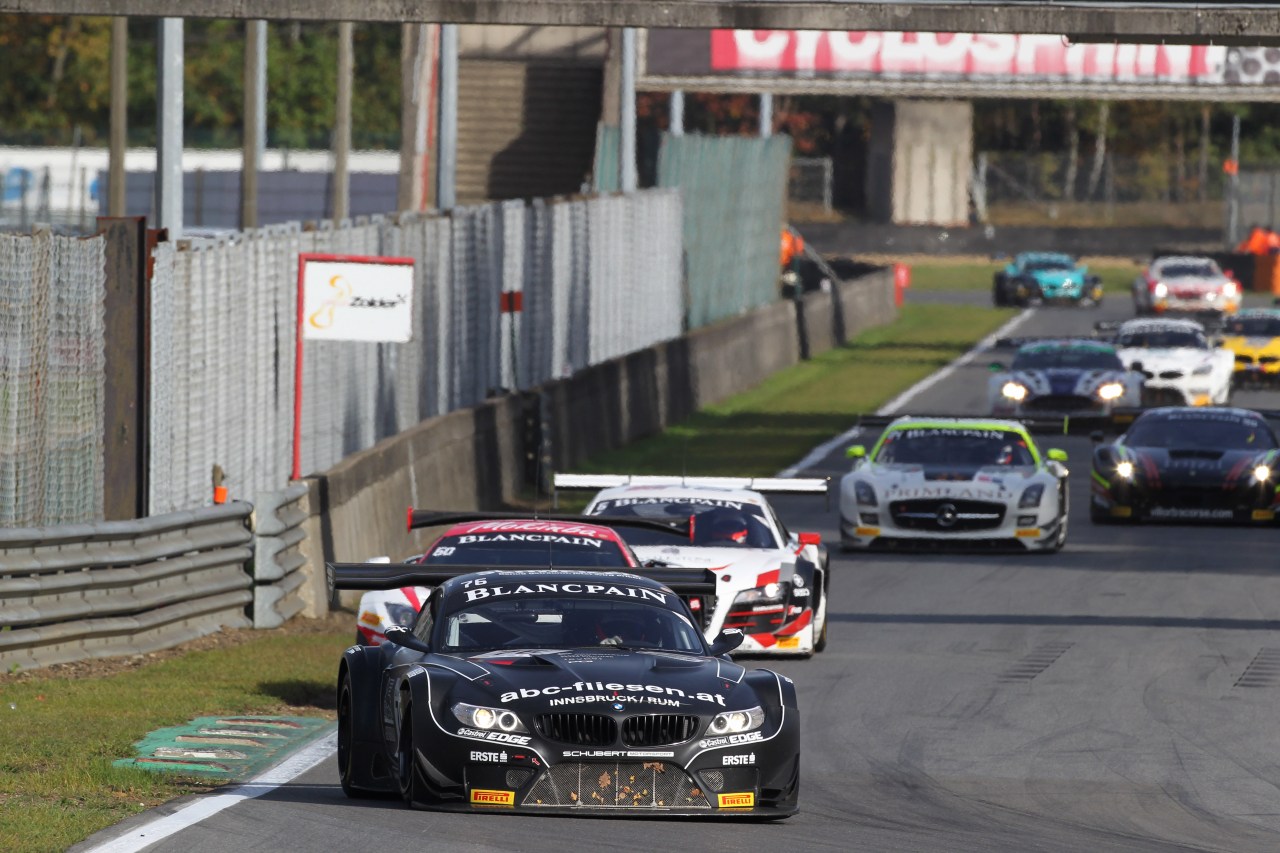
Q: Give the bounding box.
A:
[250,484,311,629]
[0,502,254,671]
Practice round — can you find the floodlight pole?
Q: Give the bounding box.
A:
[156,18,184,238]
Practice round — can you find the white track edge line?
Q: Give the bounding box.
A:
[83,728,337,853]
[778,306,1037,478]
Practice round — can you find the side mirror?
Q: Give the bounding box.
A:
[988,361,1006,372]
[1129,361,1144,373]
[709,628,745,657]
[383,625,431,654]
[797,532,822,546]
[845,445,866,459]
[1046,448,1068,463]
[1090,430,1105,444]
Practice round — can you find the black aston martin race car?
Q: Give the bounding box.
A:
[332,561,801,817]
[1090,406,1280,523]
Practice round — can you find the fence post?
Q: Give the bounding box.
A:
[97,216,150,520]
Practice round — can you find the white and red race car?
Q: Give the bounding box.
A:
[354,512,651,645]
[555,475,830,657]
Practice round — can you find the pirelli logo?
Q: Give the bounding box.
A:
[470,789,515,806]
[717,792,755,809]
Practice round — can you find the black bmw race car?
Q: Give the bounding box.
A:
[1090,406,1280,523]
[333,561,801,817]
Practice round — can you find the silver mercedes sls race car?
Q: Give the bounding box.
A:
[839,416,1070,551]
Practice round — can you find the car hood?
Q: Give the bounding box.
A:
[1222,336,1280,355]
[1116,347,1214,374]
[630,546,795,582]
[1122,446,1272,485]
[460,648,746,712]
[1010,367,1122,396]
[1029,268,1082,283]
[856,464,1036,501]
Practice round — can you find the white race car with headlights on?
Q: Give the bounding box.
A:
[1103,317,1234,407]
[839,417,1070,552]
[555,474,831,657]
[989,339,1142,416]
[1133,255,1242,317]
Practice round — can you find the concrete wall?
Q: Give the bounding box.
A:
[867,100,973,227]
[308,267,896,573]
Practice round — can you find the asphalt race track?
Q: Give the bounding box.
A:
[82,292,1280,853]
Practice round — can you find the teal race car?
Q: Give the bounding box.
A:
[993,252,1104,308]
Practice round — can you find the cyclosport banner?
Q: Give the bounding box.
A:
[644,30,1280,97]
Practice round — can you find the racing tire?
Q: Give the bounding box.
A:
[1048,485,1069,551]
[993,273,1008,307]
[396,699,428,808]
[337,670,379,799]
[813,586,828,653]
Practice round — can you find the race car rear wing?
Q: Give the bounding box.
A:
[853,410,1143,437]
[406,508,691,538]
[551,473,829,506]
[327,561,719,598]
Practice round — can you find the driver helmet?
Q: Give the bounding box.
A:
[708,513,750,544]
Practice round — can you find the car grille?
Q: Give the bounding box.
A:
[523,761,711,809]
[1141,386,1186,407]
[621,714,700,747]
[1023,395,1102,413]
[890,499,1006,532]
[1236,354,1255,365]
[1150,486,1240,511]
[536,713,617,746]
[724,604,787,633]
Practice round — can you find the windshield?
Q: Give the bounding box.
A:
[440,595,704,653]
[1116,329,1207,349]
[876,427,1036,467]
[1024,258,1074,272]
[588,498,779,548]
[1126,415,1276,451]
[1224,315,1280,337]
[425,525,631,568]
[1158,262,1218,279]
[1012,345,1123,372]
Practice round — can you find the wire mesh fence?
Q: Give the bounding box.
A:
[789,156,833,212]
[977,150,1228,228]
[658,134,792,328]
[146,190,685,514]
[0,230,105,525]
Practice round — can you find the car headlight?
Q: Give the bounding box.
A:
[1115,460,1134,480]
[1254,464,1272,483]
[706,706,765,736]
[1192,363,1212,376]
[1224,282,1239,297]
[1153,282,1168,298]
[385,603,419,628]
[854,480,877,506]
[452,702,528,733]
[1097,382,1125,400]
[1001,382,1028,402]
[732,583,785,606]
[1018,483,1045,508]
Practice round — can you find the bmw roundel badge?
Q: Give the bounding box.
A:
[612,702,625,711]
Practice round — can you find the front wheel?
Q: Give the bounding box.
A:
[397,700,427,808]
[337,671,364,798]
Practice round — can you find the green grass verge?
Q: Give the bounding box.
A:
[0,297,1017,852]
[0,628,348,853]
[574,302,1017,479]
[907,257,1140,295]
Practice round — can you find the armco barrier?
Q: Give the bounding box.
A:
[251,484,325,629]
[0,502,254,671]
[311,267,896,567]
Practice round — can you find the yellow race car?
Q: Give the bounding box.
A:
[1221,308,1280,386]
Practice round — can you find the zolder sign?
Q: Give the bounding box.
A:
[300,257,415,343]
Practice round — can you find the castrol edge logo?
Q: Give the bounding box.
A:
[470,789,516,806]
